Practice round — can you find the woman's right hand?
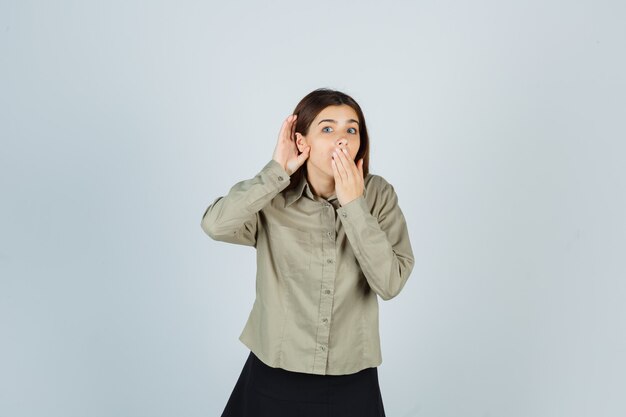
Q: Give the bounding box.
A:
[272,114,310,176]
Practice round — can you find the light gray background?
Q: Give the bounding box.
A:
[1,1,625,416]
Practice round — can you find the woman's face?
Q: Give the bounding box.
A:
[296,104,361,180]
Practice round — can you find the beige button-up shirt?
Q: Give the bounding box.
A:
[201,159,414,375]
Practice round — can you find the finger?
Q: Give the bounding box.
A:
[278,117,289,141]
[279,115,294,142]
[331,151,344,182]
[287,115,297,140]
[336,148,354,180]
[333,149,349,182]
[290,114,297,139]
[346,154,364,190]
[331,156,342,184]
[340,148,359,177]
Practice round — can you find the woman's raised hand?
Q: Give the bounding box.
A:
[272,114,310,176]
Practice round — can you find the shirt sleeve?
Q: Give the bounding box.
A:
[336,181,415,300]
[200,159,290,247]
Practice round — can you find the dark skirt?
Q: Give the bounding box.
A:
[221,350,386,417]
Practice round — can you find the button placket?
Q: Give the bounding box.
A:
[313,199,336,374]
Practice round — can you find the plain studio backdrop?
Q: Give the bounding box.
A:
[1,1,625,416]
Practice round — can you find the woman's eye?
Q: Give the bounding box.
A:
[322,126,333,133]
[348,128,357,134]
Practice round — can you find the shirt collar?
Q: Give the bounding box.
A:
[284,171,313,207]
[284,171,365,208]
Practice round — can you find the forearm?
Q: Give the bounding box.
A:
[201,159,290,244]
[338,194,415,300]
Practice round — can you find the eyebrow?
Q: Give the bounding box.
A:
[318,119,360,125]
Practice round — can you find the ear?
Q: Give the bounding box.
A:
[295,132,308,153]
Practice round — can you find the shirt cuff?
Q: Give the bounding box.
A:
[336,195,370,222]
[262,159,291,191]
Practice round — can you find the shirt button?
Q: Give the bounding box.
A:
[322,318,328,323]
[341,212,347,218]
[324,289,331,295]
[320,345,326,351]
[278,175,284,181]
[326,259,334,264]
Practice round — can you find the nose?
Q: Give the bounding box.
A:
[336,137,348,147]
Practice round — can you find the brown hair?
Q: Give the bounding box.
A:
[285,88,370,192]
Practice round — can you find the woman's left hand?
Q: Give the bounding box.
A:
[332,147,364,206]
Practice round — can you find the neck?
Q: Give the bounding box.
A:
[305,163,335,199]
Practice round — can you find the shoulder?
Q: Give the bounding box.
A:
[364,172,394,194]
[363,173,399,216]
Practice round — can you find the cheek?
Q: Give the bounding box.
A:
[313,145,334,160]
[309,146,333,164]
[347,144,358,159]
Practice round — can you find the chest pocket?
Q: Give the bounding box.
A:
[267,224,312,274]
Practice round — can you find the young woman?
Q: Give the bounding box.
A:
[201,88,415,416]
